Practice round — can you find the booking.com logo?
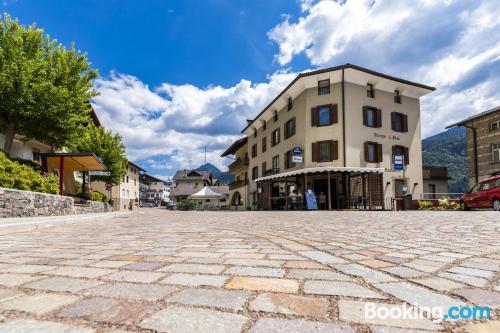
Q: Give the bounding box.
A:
[365,303,493,323]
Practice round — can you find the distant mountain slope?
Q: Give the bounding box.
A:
[195,163,235,185]
[422,127,468,193]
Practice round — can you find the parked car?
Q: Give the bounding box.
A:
[140,202,155,208]
[460,175,500,211]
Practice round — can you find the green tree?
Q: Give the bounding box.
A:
[69,125,128,185]
[0,14,98,154]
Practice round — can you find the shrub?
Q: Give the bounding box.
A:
[436,196,459,210]
[89,191,109,203]
[418,200,433,210]
[0,151,59,194]
[177,198,197,211]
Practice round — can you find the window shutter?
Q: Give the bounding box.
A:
[377,144,383,162]
[331,104,338,124]
[312,142,319,162]
[292,117,296,135]
[391,112,396,131]
[376,109,382,128]
[332,140,338,160]
[404,147,409,165]
[311,108,318,126]
[283,122,287,139]
[364,142,369,162]
[392,145,396,157]
[403,115,408,132]
[362,106,368,126]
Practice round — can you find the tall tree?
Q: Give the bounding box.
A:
[68,125,128,186]
[0,14,98,154]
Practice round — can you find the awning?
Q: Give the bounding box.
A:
[42,152,106,172]
[255,166,385,182]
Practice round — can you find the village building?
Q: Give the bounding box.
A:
[422,166,450,200]
[222,64,435,210]
[170,169,228,205]
[446,106,500,188]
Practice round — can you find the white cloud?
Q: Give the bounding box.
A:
[91,71,296,173]
[269,0,500,137]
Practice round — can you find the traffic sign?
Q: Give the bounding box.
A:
[394,155,404,171]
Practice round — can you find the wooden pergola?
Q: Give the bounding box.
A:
[42,153,106,195]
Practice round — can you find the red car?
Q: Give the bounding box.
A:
[460,175,500,211]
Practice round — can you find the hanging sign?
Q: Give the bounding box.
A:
[394,155,404,171]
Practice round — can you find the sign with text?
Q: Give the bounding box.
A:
[89,170,111,176]
[305,190,318,210]
[394,155,404,171]
[292,147,303,156]
[292,156,303,163]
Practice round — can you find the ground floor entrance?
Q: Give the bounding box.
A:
[255,167,386,210]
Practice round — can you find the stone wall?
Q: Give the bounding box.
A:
[0,187,111,218]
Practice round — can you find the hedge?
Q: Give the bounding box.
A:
[0,150,59,194]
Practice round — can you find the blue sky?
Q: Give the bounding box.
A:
[4,0,500,179]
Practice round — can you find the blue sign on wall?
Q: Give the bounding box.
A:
[292,147,303,156]
[305,190,318,210]
[394,155,404,171]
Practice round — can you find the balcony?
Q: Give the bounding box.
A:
[229,179,248,191]
[228,157,249,173]
[423,166,448,180]
[265,168,280,176]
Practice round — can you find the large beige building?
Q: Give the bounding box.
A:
[222,64,435,210]
[92,161,144,211]
[447,106,500,188]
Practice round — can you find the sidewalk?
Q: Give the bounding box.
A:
[0,211,131,233]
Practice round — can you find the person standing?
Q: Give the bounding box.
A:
[318,192,327,210]
[289,190,298,210]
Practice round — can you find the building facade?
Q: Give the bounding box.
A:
[222,64,435,210]
[447,106,500,188]
[170,169,228,205]
[139,173,172,206]
[93,161,144,211]
[422,166,449,199]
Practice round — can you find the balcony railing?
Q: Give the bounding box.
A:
[423,167,448,179]
[229,179,248,190]
[228,157,249,173]
[265,168,280,176]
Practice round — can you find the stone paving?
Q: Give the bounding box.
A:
[0,209,499,332]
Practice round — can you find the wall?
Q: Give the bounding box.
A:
[465,111,500,187]
[0,187,111,219]
[0,133,50,162]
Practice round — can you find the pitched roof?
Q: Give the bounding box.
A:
[445,106,500,128]
[221,137,248,157]
[173,169,211,181]
[242,63,436,133]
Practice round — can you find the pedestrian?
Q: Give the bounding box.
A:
[289,190,298,210]
[318,192,327,210]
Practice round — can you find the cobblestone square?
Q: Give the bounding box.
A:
[0,209,499,332]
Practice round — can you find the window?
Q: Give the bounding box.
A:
[126,176,129,183]
[252,166,258,180]
[251,144,257,158]
[262,137,267,153]
[285,150,295,169]
[367,83,375,98]
[428,184,436,200]
[32,148,41,164]
[480,182,491,191]
[490,120,500,131]
[271,128,280,146]
[287,97,293,111]
[284,118,296,139]
[253,128,257,138]
[492,142,500,162]
[272,155,279,173]
[262,162,267,176]
[391,112,408,132]
[273,110,278,122]
[312,140,338,162]
[394,90,401,103]
[318,79,330,95]
[392,145,409,165]
[364,142,382,163]
[363,106,381,128]
[262,119,266,131]
[495,178,500,188]
[395,179,406,197]
[122,189,126,197]
[312,104,337,126]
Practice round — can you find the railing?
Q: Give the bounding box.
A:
[228,158,249,172]
[228,179,248,190]
[265,168,280,176]
[422,167,448,179]
[419,193,463,200]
